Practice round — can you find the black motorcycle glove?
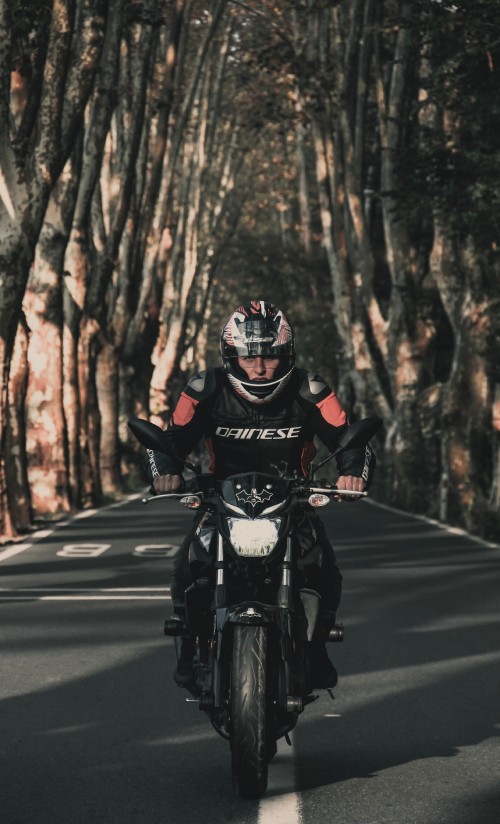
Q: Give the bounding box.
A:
[144,449,184,494]
[336,444,375,489]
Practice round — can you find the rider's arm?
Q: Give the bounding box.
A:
[298,371,375,490]
[146,370,217,491]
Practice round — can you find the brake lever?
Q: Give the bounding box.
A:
[307,487,368,498]
[270,460,289,478]
[141,493,196,505]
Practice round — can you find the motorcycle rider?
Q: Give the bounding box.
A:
[147,300,375,689]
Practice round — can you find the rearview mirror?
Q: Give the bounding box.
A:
[309,415,383,477]
[128,418,165,451]
[336,416,382,452]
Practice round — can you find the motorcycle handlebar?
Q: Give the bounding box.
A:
[141,486,367,506]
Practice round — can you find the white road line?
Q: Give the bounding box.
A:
[30,529,54,539]
[365,498,500,551]
[258,734,300,824]
[0,595,171,601]
[44,595,170,601]
[0,544,32,562]
[73,508,99,519]
[0,586,171,601]
[0,587,171,592]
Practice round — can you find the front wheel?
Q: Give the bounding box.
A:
[230,625,271,798]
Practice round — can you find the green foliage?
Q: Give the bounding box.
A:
[415,0,500,249]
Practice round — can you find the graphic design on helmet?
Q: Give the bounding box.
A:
[221,301,295,404]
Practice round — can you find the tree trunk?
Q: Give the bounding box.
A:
[6,319,32,531]
[119,360,151,488]
[24,157,81,516]
[431,228,500,536]
[71,0,157,502]
[24,265,71,516]
[96,340,121,496]
[372,2,443,509]
[77,316,101,505]
[0,0,106,538]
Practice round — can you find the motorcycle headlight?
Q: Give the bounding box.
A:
[227,518,282,557]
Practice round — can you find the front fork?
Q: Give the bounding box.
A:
[212,533,226,707]
[277,534,295,707]
[211,532,297,713]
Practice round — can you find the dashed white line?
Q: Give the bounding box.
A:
[0,587,171,592]
[35,595,170,601]
[0,596,171,601]
[258,734,300,824]
[0,587,171,601]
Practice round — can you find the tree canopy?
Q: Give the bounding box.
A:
[1,0,499,542]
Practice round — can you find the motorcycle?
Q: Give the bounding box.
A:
[128,415,380,798]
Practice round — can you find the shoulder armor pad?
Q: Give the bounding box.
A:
[184,368,218,401]
[298,370,331,404]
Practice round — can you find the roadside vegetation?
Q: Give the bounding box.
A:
[1,0,499,541]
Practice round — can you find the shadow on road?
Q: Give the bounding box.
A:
[1,500,499,823]
[0,638,259,824]
[290,504,500,823]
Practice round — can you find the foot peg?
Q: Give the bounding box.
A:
[164,616,186,636]
[327,624,344,642]
[286,695,304,713]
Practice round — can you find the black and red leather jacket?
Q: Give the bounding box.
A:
[149,367,374,483]
[149,367,375,486]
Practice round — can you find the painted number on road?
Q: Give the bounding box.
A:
[133,544,178,558]
[57,543,111,558]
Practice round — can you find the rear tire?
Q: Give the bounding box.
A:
[230,625,270,798]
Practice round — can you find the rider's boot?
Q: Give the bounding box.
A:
[174,635,196,686]
[308,610,338,689]
[308,641,338,689]
[171,594,196,686]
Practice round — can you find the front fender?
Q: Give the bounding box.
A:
[225,602,276,626]
[215,603,277,662]
[215,601,282,661]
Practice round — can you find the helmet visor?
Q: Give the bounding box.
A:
[223,319,292,357]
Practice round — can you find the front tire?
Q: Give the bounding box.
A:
[230,625,270,798]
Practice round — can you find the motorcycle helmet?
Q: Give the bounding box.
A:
[220,300,295,404]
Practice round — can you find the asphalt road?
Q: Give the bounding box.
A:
[1,494,499,824]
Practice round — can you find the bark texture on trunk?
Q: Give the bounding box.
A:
[6,319,32,531]
[0,0,105,537]
[24,162,79,516]
[431,229,500,536]
[3,0,496,545]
